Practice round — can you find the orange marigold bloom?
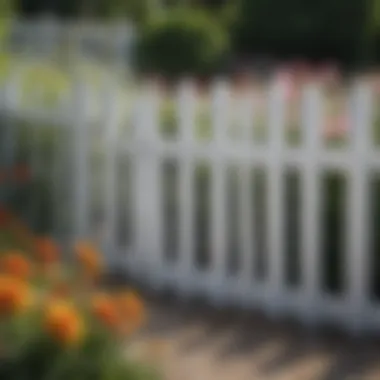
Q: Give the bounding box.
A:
[91,294,120,329]
[0,275,31,317]
[0,252,32,280]
[44,301,84,346]
[35,237,60,266]
[75,242,102,275]
[115,291,145,331]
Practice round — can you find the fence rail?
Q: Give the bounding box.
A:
[5,18,135,65]
[2,74,380,334]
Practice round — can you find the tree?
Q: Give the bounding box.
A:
[234,0,367,66]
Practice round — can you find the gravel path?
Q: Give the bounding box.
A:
[129,298,380,380]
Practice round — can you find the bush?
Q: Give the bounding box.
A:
[233,0,366,65]
[135,9,230,79]
[0,214,157,380]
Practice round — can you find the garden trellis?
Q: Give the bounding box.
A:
[1,71,380,335]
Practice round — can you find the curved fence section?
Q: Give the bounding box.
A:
[1,73,380,334]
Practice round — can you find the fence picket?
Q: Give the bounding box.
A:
[6,71,380,334]
[72,79,91,242]
[178,81,196,291]
[103,78,121,266]
[210,80,229,301]
[267,79,286,315]
[301,83,323,323]
[134,83,162,285]
[346,82,372,331]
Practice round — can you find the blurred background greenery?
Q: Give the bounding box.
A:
[0,0,376,78]
[3,0,380,301]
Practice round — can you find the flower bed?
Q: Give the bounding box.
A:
[0,206,159,380]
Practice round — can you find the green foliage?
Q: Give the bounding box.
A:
[234,0,366,64]
[0,320,160,380]
[14,0,380,67]
[93,0,153,25]
[216,0,242,30]
[0,228,157,380]
[135,9,230,78]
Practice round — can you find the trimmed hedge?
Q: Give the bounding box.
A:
[135,9,230,79]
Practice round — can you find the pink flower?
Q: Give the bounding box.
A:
[276,71,298,102]
[324,114,349,139]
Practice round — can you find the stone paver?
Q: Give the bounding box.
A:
[129,298,380,380]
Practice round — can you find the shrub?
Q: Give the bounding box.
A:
[0,213,155,380]
[234,0,365,65]
[135,9,230,79]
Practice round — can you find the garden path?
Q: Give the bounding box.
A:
[129,297,380,380]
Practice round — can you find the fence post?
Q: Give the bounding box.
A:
[103,77,121,267]
[238,89,255,293]
[346,81,372,332]
[71,78,92,244]
[300,82,323,325]
[266,78,286,315]
[210,79,229,302]
[0,74,20,205]
[178,80,196,292]
[134,81,162,286]
[51,90,72,239]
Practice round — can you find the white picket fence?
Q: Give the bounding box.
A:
[6,18,135,66]
[2,74,380,334]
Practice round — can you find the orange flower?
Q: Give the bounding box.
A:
[0,205,12,227]
[115,291,145,332]
[44,301,84,346]
[75,242,102,276]
[35,237,60,266]
[0,275,31,317]
[91,294,120,329]
[0,252,32,280]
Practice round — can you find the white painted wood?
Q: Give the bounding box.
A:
[178,159,194,292]
[300,83,323,324]
[134,82,162,284]
[72,78,92,241]
[177,81,196,289]
[6,71,380,334]
[53,93,73,239]
[178,80,196,144]
[346,82,372,332]
[237,87,255,295]
[103,77,121,265]
[237,88,255,143]
[239,163,254,290]
[266,78,286,314]
[210,80,229,299]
